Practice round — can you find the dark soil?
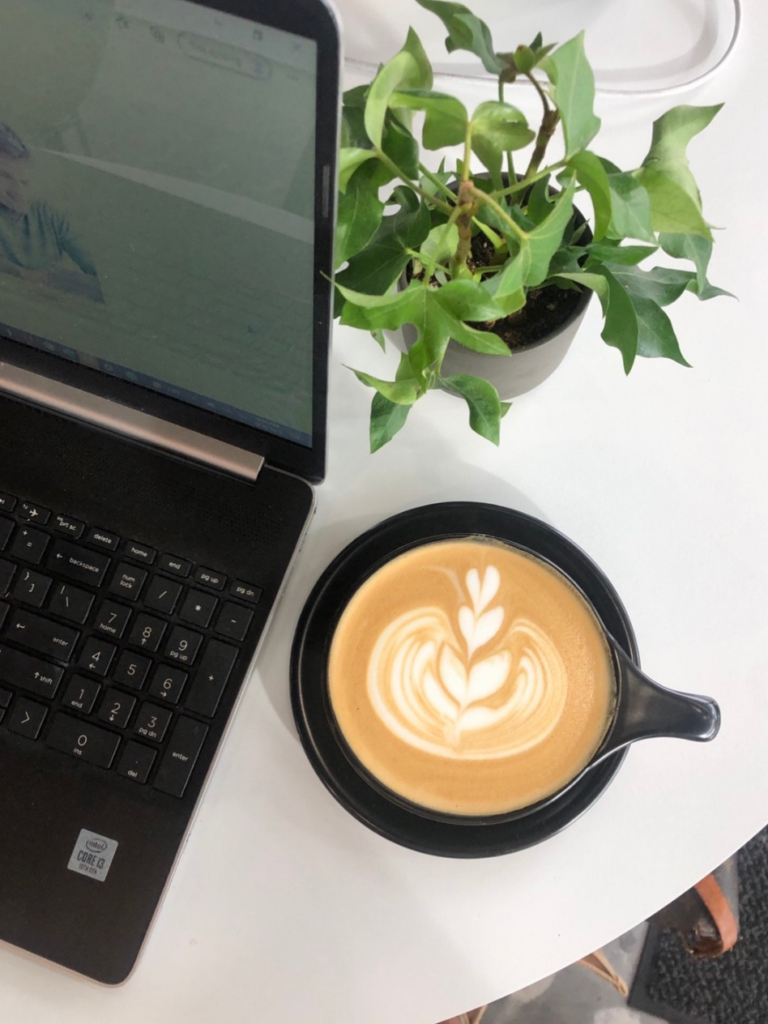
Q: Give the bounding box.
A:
[466,233,584,352]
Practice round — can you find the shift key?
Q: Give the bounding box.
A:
[0,644,63,698]
[7,610,79,661]
[48,539,111,587]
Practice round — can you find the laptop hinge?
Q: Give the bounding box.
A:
[0,363,265,482]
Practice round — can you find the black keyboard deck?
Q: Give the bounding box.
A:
[0,490,262,798]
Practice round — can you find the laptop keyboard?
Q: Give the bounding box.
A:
[0,491,262,798]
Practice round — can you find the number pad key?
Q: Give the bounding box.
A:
[215,602,253,642]
[112,651,152,690]
[128,613,167,652]
[164,625,203,665]
[78,636,116,677]
[144,576,182,615]
[117,741,156,783]
[61,674,101,714]
[97,689,137,729]
[94,600,131,639]
[47,714,121,768]
[133,702,172,743]
[148,666,187,705]
[49,583,94,624]
[179,589,217,628]
[13,568,52,608]
[109,562,147,601]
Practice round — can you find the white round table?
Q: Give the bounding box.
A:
[3,5,767,1023]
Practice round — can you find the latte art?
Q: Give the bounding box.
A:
[329,539,616,816]
[368,567,568,759]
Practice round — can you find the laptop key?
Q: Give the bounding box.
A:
[48,539,110,586]
[11,527,49,565]
[0,602,8,631]
[48,582,94,624]
[61,675,101,714]
[98,689,137,729]
[6,697,47,739]
[109,562,147,600]
[157,553,191,578]
[47,714,121,768]
[52,513,85,539]
[179,589,217,628]
[117,741,156,783]
[193,567,226,591]
[153,716,208,798]
[87,527,120,551]
[0,644,63,699]
[13,568,52,609]
[0,517,14,550]
[134,702,172,742]
[0,687,11,708]
[0,493,16,513]
[94,600,131,638]
[79,637,116,677]
[112,651,151,690]
[144,577,182,615]
[215,602,253,642]
[125,541,156,565]
[229,580,262,605]
[8,610,79,661]
[184,639,237,717]
[128,614,167,653]
[19,502,50,525]
[148,666,187,705]
[164,625,203,665]
[0,558,16,596]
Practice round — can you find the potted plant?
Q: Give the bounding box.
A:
[335,0,730,451]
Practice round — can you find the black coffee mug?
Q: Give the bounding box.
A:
[291,503,721,854]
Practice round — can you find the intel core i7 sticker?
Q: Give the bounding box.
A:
[67,829,118,882]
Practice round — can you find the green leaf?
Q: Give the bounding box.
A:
[606,172,655,242]
[566,151,611,241]
[499,400,512,418]
[687,278,735,301]
[547,246,585,276]
[390,89,467,149]
[339,148,377,193]
[525,179,576,287]
[634,167,712,240]
[351,368,422,405]
[630,295,691,365]
[471,101,535,189]
[335,161,385,268]
[640,104,722,208]
[525,175,552,224]
[540,32,601,156]
[420,157,452,198]
[381,114,420,179]
[608,265,694,307]
[482,251,527,315]
[335,188,431,309]
[416,0,504,74]
[364,30,431,148]
[593,266,639,373]
[436,374,504,444]
[370,392,410,452]
[658,232,711,290]
[420,222,459,271]
[513,45,536,74]
[587,242,657,265]
[341,103,370,149]
[552,270,608,302]
[339,279,509,369]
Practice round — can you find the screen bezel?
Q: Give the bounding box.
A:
[0,0,339,483]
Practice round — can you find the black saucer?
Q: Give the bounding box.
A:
[290,503,638,857]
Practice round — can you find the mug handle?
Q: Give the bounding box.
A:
[599,643,721,759]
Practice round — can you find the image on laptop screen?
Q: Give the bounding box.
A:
[0,0,317,447]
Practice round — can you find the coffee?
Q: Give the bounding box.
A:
[328,538,616,816]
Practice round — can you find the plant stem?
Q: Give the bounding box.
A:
[469,186,527,242]
[450,180,477,278]
[377,150,454,215]
[490,161,566,200]
[462,120,473,182]
[417,163,455,202]
[526,71,550,118]
[524,108,560,179]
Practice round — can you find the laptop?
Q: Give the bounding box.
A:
[0,0,339,983]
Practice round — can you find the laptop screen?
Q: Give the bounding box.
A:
[0,0,318,448]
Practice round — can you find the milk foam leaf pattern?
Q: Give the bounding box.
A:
[466,564,500,613]
[540,33,601,157]
[415,0,504,74]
